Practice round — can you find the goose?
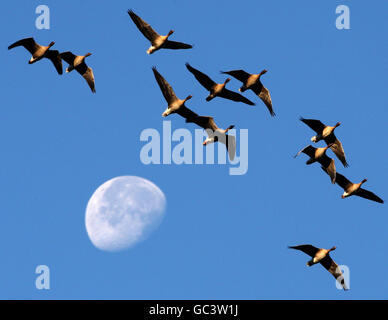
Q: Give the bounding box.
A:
[185,63,255,106]
[8,37,62,74]
[127,10,192,54]
[300,117,348,167]
[323,169,384,203]
[289,244,348,290]
[295,144,336,183]
[220,69,274,116]
[60,52,95,93]
[171,105,236,160]
[152,66,192,117]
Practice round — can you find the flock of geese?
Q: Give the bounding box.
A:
[7,8,384,293]
[8,38,96,92]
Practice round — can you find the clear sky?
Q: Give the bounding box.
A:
[1,0,387,299]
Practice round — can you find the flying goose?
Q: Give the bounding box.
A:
[324,169,384,203]
[8,37,63,74]
[221,69,274,116]
[170,105,236,160]
[295,144,336,183]
[152,66,193,117]
[127,10,192,54]
[185,63,255,106]
[289,244,348,290]
[300,117,348,167]
[60,52,95,93]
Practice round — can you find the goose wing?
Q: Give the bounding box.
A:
[324,134,349,167]
[60,51,77,65]
[320,255,348,290]
[221,69,251,83]
[152,67,178,104]
[319,158,336,184]
[186,116,218,131]
[74,61,95,93]
[127,10,159,42]
[163,40,192,50]
[251,84,275,116]
[223,134,236,161]
[176,105,199,121]
[288,244,320,258]
[218,89,255,106]
[300,117,326,134]
[45,50,63,75]
[294,145,316,158]
[8,37,39,54]
[356,188,384,204]
[185,63,215,90]
[331,171,353,190]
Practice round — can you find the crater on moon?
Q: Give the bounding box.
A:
[85,176,166,252]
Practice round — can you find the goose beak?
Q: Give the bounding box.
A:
[203,141,207,145]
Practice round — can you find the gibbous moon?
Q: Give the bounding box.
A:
[85,176,166,252]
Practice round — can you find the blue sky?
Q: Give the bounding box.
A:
[1,0,387,299]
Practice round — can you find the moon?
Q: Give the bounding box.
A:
[85,176,167,252]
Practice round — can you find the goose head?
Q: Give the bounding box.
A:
[223,78,231,85]
[361,178,367,185]
[225,125,235,133]
[48,41,55,48]
[184,95,192,102]
[330,246,337,252]
[259,69,268,76]
[334,122,341,128]
[167,30,174,37]
[85,52,92,58]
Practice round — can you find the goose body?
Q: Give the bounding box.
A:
[152,66,192,117]
[8,37,63,74]
[185,63,255,105]
[221,69,274,116]
[295,144,336,183]
[289,244,348,290]
[300,117,348,167]
[60,51,95,93]
[327,170,384,203]
[128,10,192,55]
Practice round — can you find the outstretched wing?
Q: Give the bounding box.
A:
[152,67,178,104]
[127,9,159,42]
[175,105,199,120]
[163,40,192,50]
[45,50,63,75]
[185,63,215,90]
[288,244,320,258]
[223,134,236,161]
[60,51,77,65]
[331,171,353,190]
[8,37,38,54]
[320,256,348,290]
[252,84,275,116]
[320,158,336,184]
[220,69,251,83]
[300,117,326,134]
[356,188,384,204]
[186,116,217,131]
[218,89,255,106]
[324,134,349,167]
[294,145,316,158]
